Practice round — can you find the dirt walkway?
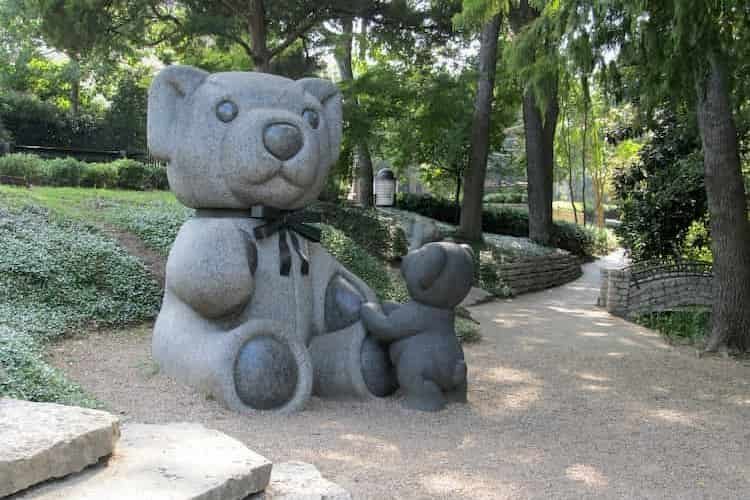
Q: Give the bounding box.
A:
[48,254,750,499]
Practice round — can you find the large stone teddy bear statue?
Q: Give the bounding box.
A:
[361,242,474,411]
[148,65,396,413]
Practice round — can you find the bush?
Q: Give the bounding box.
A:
[81,162,119,188]
[114,159,152,190]
[0,153,44,183]
[0,153,166,190]
[612,112,706,261]
[43,157,86,186]
[483,192,528,204]
[634,309,710,345]
[313,202,409,262]
[397,193,613,257]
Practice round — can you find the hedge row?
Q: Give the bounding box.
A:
[483,192,528,204]
[396,193,613,257]
[0,154,168,190]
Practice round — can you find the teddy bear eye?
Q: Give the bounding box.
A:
[216,100,238,122]
[302,109,319,129]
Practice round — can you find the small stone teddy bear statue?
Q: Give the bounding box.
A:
[361,241,475,411]
[148,65,394,413]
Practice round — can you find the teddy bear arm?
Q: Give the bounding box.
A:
[166,227,257,319]
[360,303,422,342]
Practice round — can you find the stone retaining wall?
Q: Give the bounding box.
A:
[599,268,712,318]
[500,253,582,296]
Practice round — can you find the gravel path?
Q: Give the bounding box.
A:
[48,253,750,499]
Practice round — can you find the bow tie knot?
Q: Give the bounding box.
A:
[251,206,321,276]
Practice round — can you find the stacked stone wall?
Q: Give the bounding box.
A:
[499,253,582,296]
[599,268,712,318]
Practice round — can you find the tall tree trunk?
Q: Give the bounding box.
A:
[334,16,373,207]
[524,86,559,244]
[69,55,80,116]
[355,143,374,206]
[248,0,271,72]
[458,13,501,241]
[454,167,462,222]
[695,53,750,352]
[561,106,578,224]
[580,74,590,226]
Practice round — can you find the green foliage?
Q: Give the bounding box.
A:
[397,193,614,257]
[104,201,193,256]
[80,162,119,188]
[321,225,408,303]
[483,191,527,204]
[0,154,167,190]
[0,153,44,182]
[313,202,408,262]
[0,205,161,404]
[114,159,153,190]
[612,113,707,261]
[635,309,711,346]
[104,70,149,151]
[43,157,85,186]
[0,328,99,406]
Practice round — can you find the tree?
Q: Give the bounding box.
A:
[333,17,374,206]
[508,0,560,244]
[458,13,502,240]
[26,0,132,115]
[597,0,750,351]
[449,0,509,241]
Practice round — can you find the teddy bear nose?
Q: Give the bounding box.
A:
[263,123,303,161]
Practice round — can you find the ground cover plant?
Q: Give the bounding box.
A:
[634,309,711,346]
[0,203,162,405]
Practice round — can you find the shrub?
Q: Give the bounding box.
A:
[0,153,44,183]
[483,192,527,204]
[43,157,86,186]
[634,309,710,345]
[321,224,408,302]
[81,162,119,188]
[612,112,706,261]
[313,202,409,261]
[397,193,614,257]
[148,164,169,190]
[114,159,152,190]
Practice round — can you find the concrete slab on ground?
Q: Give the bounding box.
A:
[0,399,120,498]
[251,461,351,500]
[11,423,272,500]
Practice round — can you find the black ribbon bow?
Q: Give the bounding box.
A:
[250,206,321,276]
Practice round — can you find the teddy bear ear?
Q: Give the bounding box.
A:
[417,243,447,291]
[148,65,209,161]
[297,77,343,165]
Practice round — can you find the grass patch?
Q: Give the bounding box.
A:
[634,309,711,345]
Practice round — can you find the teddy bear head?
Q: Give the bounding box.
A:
[147,65,342,210]
[401,242,475,309]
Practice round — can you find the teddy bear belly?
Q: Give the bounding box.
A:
[240,231,314,345]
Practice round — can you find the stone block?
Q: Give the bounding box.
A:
[0,399,120,498]
[251,461,351,500]
[13,423,272,500]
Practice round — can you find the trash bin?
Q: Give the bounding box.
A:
[374,168,396,206]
